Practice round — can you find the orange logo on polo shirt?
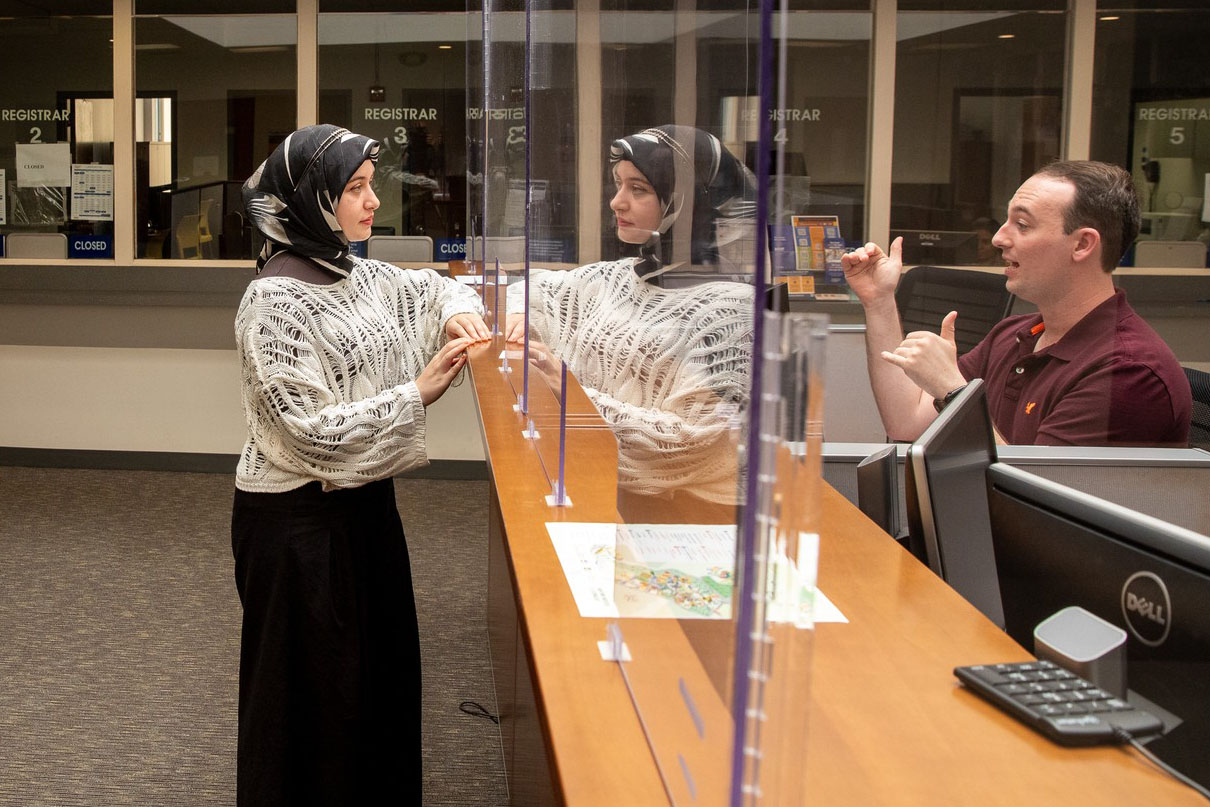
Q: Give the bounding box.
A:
[1025,402,1037,415]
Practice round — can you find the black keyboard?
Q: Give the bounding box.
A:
[954,660,1164,746]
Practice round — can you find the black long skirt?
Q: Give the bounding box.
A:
[231,478,421,806]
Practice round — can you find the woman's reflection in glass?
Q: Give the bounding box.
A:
[506,125,757,513]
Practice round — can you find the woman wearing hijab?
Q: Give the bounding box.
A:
[232,124,488,806]
[607,124,757,281]
[504,125,757,504]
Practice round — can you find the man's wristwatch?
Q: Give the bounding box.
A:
[933,384,968,413]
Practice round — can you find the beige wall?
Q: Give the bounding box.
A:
[0,344,484,461]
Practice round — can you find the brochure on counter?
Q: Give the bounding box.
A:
[768,215,851,299]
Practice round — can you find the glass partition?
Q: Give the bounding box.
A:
[0,13,113,260]
[502,0,832,801]
[318,13,469,260]
[476,2,566,498]
[734,310,828,803]
[1090,4,1210,267]
[133,11,296,260]
[480,4,528,262]
[714,4,872,301]
[487,2,1208,798]
[892,1,1066,267]
[481,0,529,418]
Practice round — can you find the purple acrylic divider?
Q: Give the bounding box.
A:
[729,0,774,804]
[493,257,501,335]
[520,269,530,414]
[519,2,533,417]
[479,246,487,309]
[555,361,568,504]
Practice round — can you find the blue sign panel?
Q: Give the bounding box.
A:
[68,234,113,259]
[434,238,466,262]
[348,240,368,258]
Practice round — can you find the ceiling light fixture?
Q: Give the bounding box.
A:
[1100,15,1120,21]
[998,34,1015,39]
[230,45,290,54]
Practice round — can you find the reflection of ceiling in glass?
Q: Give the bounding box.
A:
[319,0,480,10]
[0,1,110,14]
[320,14,488,44]
[897,13,1014,42]
[156,10,1022,50]
[602,11,1010,44]
[158,15,297,48]
[600,11,867,44]
[138,0,293,11]
[160,13,484,47]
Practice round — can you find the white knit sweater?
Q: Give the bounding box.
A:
[508,259,754,502]
[235,258,483,493]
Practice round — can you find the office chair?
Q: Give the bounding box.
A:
[175,214,203,259]
[466,235,527,265]
[197,198,216,258]
[894,265,1014,354]
[4,232,68,259]
[366,235,434,262]
[1185,367,1210,451]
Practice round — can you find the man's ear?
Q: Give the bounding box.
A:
[1071,227,1101,265]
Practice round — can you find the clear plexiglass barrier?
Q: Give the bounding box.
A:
[599,309,828,806]
[472,1,576,500]
[475,1,840,801]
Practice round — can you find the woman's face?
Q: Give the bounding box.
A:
[336,160,380,242]
[610,160,662,244]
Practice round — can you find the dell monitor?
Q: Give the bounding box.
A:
[986,461,1210,788]
[857,444,900,539]
[904,379,1005,627]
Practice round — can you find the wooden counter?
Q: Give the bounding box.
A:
[466,337,1204,806]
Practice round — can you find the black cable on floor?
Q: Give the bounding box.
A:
[459,700,499,724]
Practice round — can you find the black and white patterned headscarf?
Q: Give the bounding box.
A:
[609,125,756,281]
[242,124,381,276]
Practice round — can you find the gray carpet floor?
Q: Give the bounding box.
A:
[0,466,508,806]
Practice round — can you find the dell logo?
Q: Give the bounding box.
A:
[1121,572,1172,647]
[1125,592,1165,625]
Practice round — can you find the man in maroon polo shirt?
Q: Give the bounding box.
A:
[841,160,1192,446]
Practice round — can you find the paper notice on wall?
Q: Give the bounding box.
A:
[71,164,114,221]
[16,142,71,187]
[503,182,527,230]
[1204,173,1209,224]
[0,169,6,225]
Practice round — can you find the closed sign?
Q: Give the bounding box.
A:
[434,238,465,261]
[68,234,113,258]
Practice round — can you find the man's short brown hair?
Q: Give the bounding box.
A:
[1034,160,1140,272]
